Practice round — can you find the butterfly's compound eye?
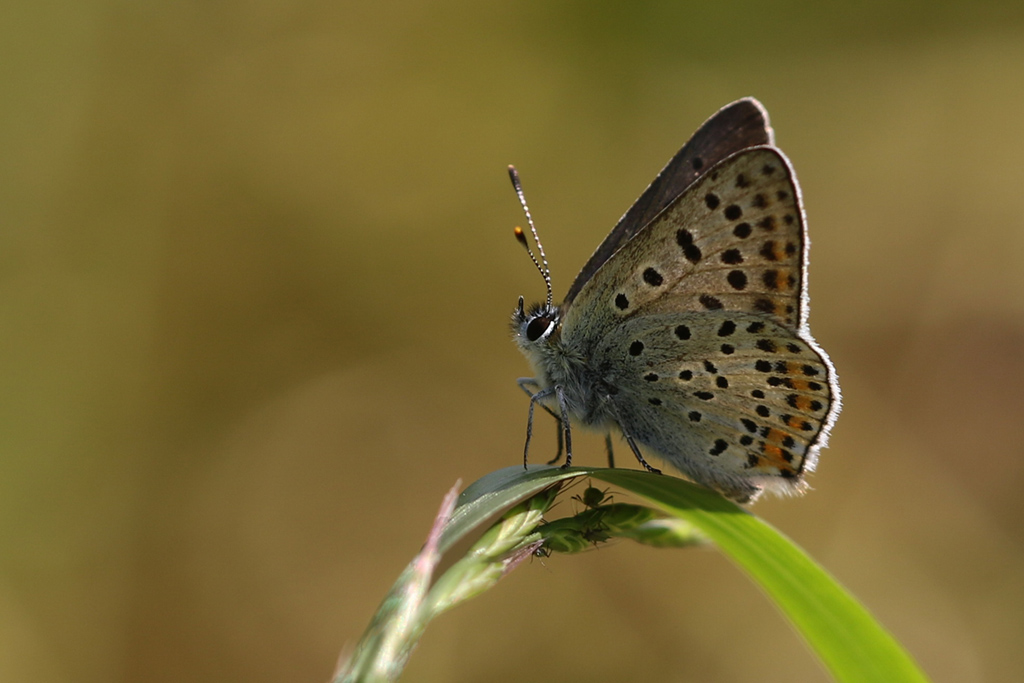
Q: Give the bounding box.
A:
[525,316,554,342]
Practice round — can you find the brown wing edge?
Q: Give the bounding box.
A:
[562,97,775,308]
[720,144,840,490]
[770,146,843,482]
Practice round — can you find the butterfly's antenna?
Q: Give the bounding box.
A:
[508,165,554,307]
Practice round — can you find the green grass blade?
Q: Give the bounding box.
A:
[438,465,587,554]
[349,465,930,683]
[591,468,931,683]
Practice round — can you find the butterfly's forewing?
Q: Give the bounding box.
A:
[562,147,839,501]
[563,98,774,308]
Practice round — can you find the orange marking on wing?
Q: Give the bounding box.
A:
[760,444,794,470]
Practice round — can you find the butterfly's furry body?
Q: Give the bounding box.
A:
[514,308,616,430]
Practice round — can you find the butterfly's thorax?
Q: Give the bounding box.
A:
[513,306,617,428]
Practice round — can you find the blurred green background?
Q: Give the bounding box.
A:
[3,1,1024,681]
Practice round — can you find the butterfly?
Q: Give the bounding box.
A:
[509,98,840,503]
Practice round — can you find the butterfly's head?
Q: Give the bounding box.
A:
[512,295,560,341]
[511,296,562,369]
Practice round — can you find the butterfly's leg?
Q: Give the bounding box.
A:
[551,426,565,465]
[554,384,574,469]
[524,386,556,469]
[620,428,662,475]
[604,433,615,468]
[518,378,564,464]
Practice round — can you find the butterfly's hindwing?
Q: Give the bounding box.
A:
[589,310,834,499]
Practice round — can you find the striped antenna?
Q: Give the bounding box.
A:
[508,165,553,307]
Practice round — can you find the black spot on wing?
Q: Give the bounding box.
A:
[721,249,743,264]
[699,294,723,310]
[676,229,703,263]
[727,270,747,290]
[643,267,664,286]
